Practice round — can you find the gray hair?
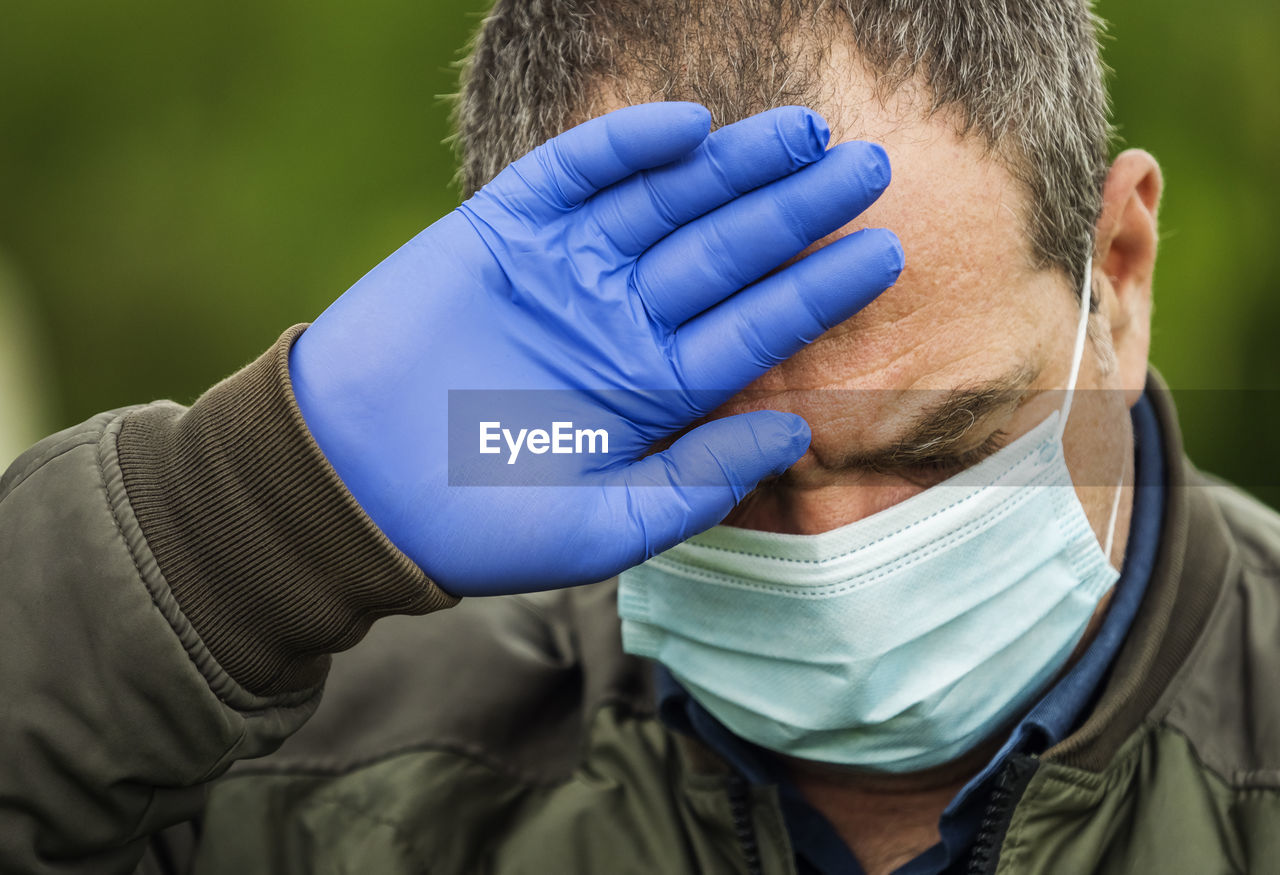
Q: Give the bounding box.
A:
[452,0,1113,295]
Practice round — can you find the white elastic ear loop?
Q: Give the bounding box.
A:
[1057,254,1125,565]
[1054,255,1094,442]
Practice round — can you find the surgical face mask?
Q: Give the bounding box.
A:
[618,257,1124,773]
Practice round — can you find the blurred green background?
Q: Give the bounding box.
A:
[1,0,1277,505]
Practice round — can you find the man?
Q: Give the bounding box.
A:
[2,1,1277,874]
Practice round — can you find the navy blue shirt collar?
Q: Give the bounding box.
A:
[655,393,1168,875]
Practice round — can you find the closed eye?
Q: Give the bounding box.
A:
[871,428,1010,486]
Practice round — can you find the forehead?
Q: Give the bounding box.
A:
[733,47,1078,400]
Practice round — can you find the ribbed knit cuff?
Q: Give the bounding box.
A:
[117,325,458,696]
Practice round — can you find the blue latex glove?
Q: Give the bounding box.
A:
[290,102,902,596]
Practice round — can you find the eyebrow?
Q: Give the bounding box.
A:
[828,363,1044,471]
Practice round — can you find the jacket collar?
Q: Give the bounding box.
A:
[1045,368,1238,771]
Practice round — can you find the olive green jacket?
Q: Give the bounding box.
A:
[2,328,1278,874]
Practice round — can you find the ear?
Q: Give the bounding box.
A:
[1094,149,1162,405]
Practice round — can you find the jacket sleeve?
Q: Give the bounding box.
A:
[0,325,457,874]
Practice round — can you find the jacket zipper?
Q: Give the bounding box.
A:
[727,775,764,875]
[966,753,1040,875]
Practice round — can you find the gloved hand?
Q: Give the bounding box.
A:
[289,102,902,596]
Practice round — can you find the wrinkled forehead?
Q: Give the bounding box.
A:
[750,58,1082,398]
[717,97,1087,468]
[591,53,1086,397]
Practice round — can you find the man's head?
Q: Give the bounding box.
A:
[456,0,1111,294]
[454,0,1162,563]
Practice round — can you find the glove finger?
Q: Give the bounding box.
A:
[631,141,890,330]
[672,227,903,394]
[486,102,712,223]
[586,106,830,258]
[614,411,811,560]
